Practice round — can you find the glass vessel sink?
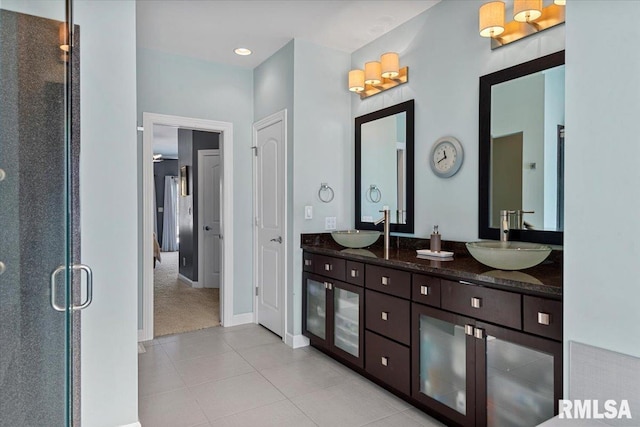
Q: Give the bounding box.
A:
[331,230,380,248]
[466,241,552,270]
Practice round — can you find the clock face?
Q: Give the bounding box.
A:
[433,142,457,173]
[430,137,464,178]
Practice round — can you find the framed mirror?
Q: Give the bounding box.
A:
[355,100,414,233]
[479,51,564,245]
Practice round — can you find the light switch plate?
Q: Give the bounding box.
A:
[325,217,336,230]
[304,205,313,219]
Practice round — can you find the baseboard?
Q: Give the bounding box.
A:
[285,333,310,349]
[178,273,199,288]
[224,312,254,327]
[138,328,152,343]
[118,422,141,427]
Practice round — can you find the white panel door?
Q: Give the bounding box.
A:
[200,151,221,288]
[254,113,285,336]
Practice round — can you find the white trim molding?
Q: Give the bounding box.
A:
[177,273,199,288]
[285,333,310,349]
[140,112,235,342]
[118,422,141,427]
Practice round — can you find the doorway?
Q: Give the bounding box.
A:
[140,113,234,342]
[490,132,523,227]
[253,110,287,337]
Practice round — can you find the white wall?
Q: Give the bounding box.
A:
[351,0,564,241]
[136,47,255,317]
[1,1,139,426]
[292,39,352,336]
[76,2,138,425]
[564,0,640,366]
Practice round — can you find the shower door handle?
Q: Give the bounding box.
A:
[50,264,94,312]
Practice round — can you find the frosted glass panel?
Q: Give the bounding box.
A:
[306,278,326,339]
[419,315,467,415]
[486,337,554,427]
[334,288,359,357]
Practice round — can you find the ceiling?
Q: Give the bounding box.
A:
[136,0,441,69]
[146,1,440,157]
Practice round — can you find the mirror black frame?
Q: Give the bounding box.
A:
[479,51,564,245]
[355,99,415,234]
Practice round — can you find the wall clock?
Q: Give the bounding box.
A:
[430,136,464,178]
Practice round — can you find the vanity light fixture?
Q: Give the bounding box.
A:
[348,52,408,99]
[479,0,565,49]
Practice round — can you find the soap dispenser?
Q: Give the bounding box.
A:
[430,225,441,253]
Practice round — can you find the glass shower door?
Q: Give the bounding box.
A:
[0,2,79,426]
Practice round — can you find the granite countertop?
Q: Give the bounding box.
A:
[301,233,563,299]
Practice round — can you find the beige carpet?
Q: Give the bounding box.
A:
[154,251,220,337]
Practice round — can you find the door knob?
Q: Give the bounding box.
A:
[270,236,282,243]
[204,226,211,231]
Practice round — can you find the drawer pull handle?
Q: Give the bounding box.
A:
[420,285,430,296]
[381,356,388,367]
[381,276,390,286]
[324,282,333,290]
[324,263,332,271]
[351,269,359,278]
[304,259,312,266]
[381,311,388,321]
[537,312,551,325]
[474,328,484,340]
[465,324,474,336]
[471,297,482,309]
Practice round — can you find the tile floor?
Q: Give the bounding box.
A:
[139,324,445,427]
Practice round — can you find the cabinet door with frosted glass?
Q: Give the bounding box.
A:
[412,303,477,426]
[303,273,329,349]
[329,281,364,368]
[476,321,562,427]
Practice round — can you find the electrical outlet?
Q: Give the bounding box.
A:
[325,216,337,230]
[304,205,313,219]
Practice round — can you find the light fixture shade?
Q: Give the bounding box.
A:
[554,0,566,5]
[364,61,382,85]
[380,52,400,78]
[479,1,505,38]
[513,0,543,22]
[348,69,365,92]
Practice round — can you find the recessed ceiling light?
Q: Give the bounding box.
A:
[234,47,252,56]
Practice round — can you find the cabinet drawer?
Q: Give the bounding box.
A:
[312,254,346,281]
[441,280,521,330]
[346,261,365,287]
[365,331,410,395]
[412,274,441,307]
[365,265,411,299]
[523,296,563,341]
[365,290,410,345]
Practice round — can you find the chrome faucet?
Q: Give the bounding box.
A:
[501,209,535,241]
[500,210,512,242]
[374,206,391,259]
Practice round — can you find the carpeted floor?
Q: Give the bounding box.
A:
[154,251,220,337]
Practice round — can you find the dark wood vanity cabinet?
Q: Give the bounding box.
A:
[302,256,365,368]
[302,250,563,427]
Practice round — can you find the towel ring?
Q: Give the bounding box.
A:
[318,183,334,203]
[367,185,382,203]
